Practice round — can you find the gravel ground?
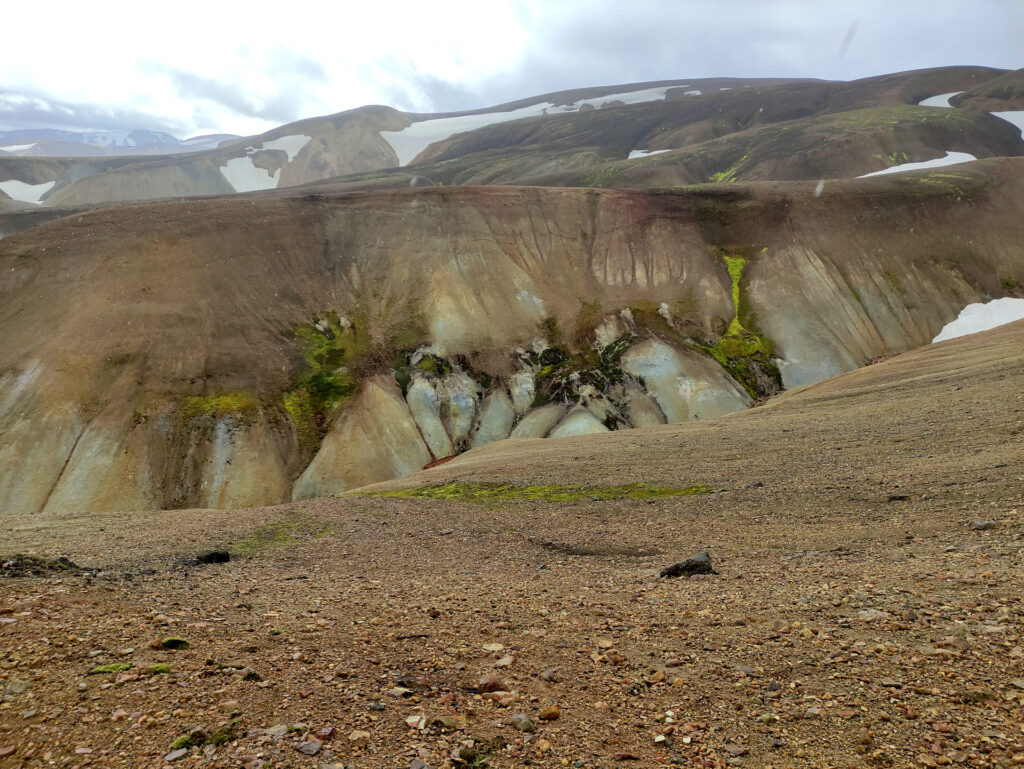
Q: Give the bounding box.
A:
[1,322,1022,769]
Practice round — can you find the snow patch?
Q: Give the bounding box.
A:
[218,134,311,192]
[684,90,702,96]
[933,297,1024,342]
[992,112,1024,141]
[0,179,55,203]
[219,157,280,192]
[0,143,36,153]
[260,134,312,161]
[917,91,963,108]
[858,151,976,177]
[383,86,677,166]
[628,149,671,159]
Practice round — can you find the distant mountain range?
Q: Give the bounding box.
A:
[0,128,240,157]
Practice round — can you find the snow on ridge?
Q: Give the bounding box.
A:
[933,297,1024,342]
[382,85,683,167]
[219,157,280,192]
[858,151,976,178]
[991,112,1024,141]
[0,144,36,153]
[217,134,311,192]
[0,179,55,204]
[628,149,671,159]
[918,91,963,108]
[260,135,312,162]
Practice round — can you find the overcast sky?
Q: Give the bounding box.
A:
[1,0,1020,139]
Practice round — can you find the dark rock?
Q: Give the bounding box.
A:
[886,494,910,502]
[295,740,322,755]
[197,550,230,564]
[510,713,536,733]
[660,551,717,578]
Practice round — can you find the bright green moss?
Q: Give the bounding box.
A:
[362,481,714,503]
[179,392,258,422]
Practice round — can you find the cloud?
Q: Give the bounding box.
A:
[0,0,1019,137]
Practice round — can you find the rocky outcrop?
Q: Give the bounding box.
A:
[1,171,1022,512]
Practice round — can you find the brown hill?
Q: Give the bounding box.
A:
[1,159,1022,514]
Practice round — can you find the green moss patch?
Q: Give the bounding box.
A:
[693,250,782,399]
[89,662,133,675]
[179,392,258,422]
[363,481,714,503]
[228,514,335,557]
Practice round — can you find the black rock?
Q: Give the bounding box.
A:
[886,494,910,502]
[660,551,717,578]
[196,550,230,564]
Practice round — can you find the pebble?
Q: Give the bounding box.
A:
[511,713,536,733]
[295,740,322,755]
[538,704,560,721]
[164,748,188,762]
[348,729,371,747]
[968,520,996,531]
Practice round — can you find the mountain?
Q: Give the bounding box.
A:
[0,128,242,158]
[0,66,1023,516]
[1,156,1022,514]
[1,66,1021,208]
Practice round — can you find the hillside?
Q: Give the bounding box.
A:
[1,159,1022,514]
[0,317,1020,767]
[0,67,1019,208]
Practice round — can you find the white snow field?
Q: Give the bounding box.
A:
[992,112,1024,141]
[219,157,280,192]
[628,149,671,159]
[858,151,976,177]
[218,134,311,192]
[382,86,691,166]
[933,297,1024,342]
[0,144,36,153]
[0,179,55,203]
[917,91,963,108]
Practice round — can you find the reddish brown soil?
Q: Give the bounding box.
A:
[1,322,1022,769]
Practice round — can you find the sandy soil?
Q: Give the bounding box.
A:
[1,321,1022,768]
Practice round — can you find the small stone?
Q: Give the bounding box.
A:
[969,520,996,531]
[164,748,188,762]
[478,674,507,693]
[724,744,749,757]
[649,670,666,684]
[660,551,716,579]
[856,609,892,621]
[494,655,516,668]
[264,724,288,738]
[348,729,371,747]
[295,740,322,755]
[538,704,560,721]
[0,747,15,758]
[540,669,558,683]
[482,643,504,653]
[511,713,536,733]
[410,761,433,769]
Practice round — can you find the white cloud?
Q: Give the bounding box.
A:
[0,0,1019,137]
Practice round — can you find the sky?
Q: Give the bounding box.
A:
[1,0,1020,139]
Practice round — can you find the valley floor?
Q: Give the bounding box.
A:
[1,322,1023,769]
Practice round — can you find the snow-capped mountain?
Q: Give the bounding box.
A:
[0,128,240,156]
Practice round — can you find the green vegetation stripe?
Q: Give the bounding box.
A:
[361,481,714,503]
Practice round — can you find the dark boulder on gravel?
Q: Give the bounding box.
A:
[660,551,717,578]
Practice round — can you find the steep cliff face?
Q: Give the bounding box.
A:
[1,163,1022,513]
